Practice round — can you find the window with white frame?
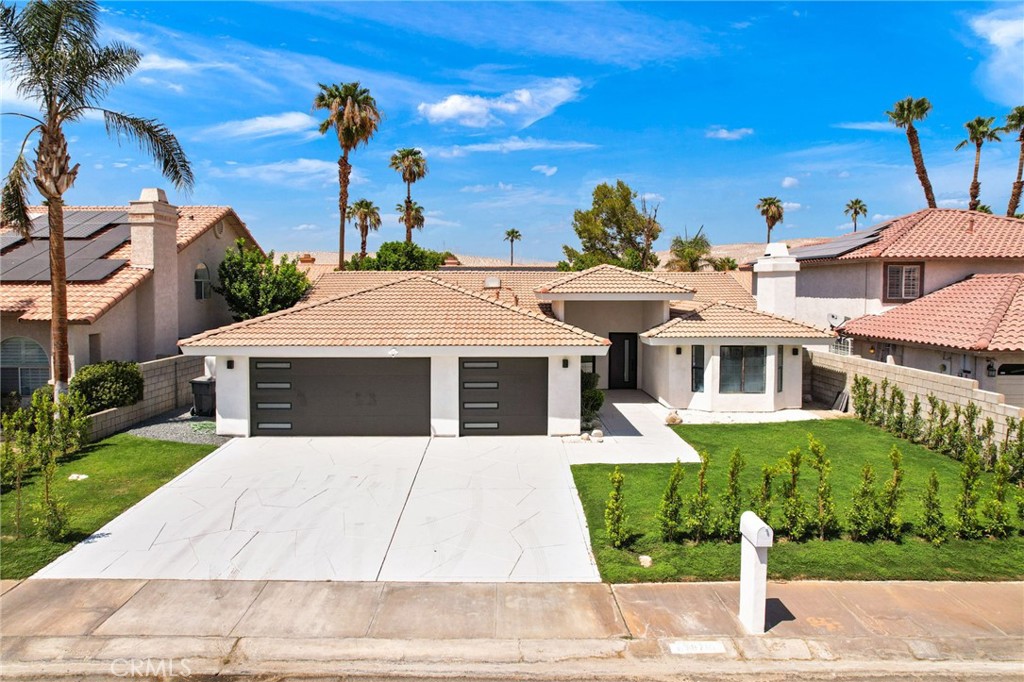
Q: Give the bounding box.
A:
[0,337,50,396]
[885,263,922,301]
[194,262,212,300]
[720,345,767,394]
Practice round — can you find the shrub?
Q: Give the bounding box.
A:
[919,470,947,545]
[851,375,871,420]
[808,435,839,541]
[886,386,906,436]
[848,464,879,542]
[923,395,941,447]
[686,451,714,542]
[657,459,686,542]
[604,466,629,549]
[750,464,775,524]
[878,446,905,541]
[581,388,605,426]
[581,371,600,391]
[1001,417,1024,484]
[962,402,982,455]
[0,409,33,537]
[69,361,143,414]
[946,404,966,460]
[214,238,311,321]
[982,457,1013,539]
[780,447,811,540]
[954,447,983,539]
[905,395,923,443]
[866,383,880,425]
[719,448,746,541]
[980,418,998,469]
[876,379,890,427]
[54,390,91,457]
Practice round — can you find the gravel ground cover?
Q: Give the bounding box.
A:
[123,408,231,446]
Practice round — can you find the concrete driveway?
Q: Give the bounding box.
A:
[34,436,599,583]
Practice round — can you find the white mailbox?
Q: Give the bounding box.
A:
[738,511,773,634]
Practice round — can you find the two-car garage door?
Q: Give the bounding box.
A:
[249,357,549,436]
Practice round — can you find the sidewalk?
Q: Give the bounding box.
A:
[1,578,1020,679]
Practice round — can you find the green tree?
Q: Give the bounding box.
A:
[1004,106,1024,217]
[395,200,425,238]
[920,470,946,545]
[848,464,879,541]
[657,459,686,542]
[605,466,629,549]
[886,96,937,208]
[666,226,714,272]
[686,451,714,542]
[982,456,1013,538]
[559,180,660,270]
[350,240,449,271]
[844,198,868,233]
[954,446,983,539]
[504,228,522,266]
[0,408,33,537]
[214,239,311,321]
[808,435,839,540]
[712,256,738,271]
[755,197,784,243]
[878,446,905,541]
[349,198,381,260]
[1,0,193,398]
[955,116,1002,211]
[313,82,381,269]
[751,464,775,523]
[389,147,428,243]
[719,447,746,541]
[780,447,811,540]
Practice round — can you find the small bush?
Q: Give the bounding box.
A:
[581,372,600,391]
[878,446,905,541]
[604,466,629,549]
[920,469,946,545]
[718,448,745,541]
[780,446,811,540]
[657,459,686,542]
[886,386,906,436]
[69,361,143,414]
[581,388,605,425]
[905,395,923,443]
[686,451,714,543]
[954,447,983,539]
[808,435,839,541]
[0,409,33,537]
[848,464,879,541]
[982,457,1013,539]
[750,464,775,524]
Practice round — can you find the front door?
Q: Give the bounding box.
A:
[607,332,638,389]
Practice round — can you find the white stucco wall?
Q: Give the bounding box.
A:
[793,262,883,328]
[563,300,666,389]
[177,216,249,340]
[922,259,1024,294]
[430,355,459,436]
[548,355,581,435]
[214,355,249,436]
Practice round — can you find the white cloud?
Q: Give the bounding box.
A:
[197,112,319,140]
[93,163,104,170]
[531,164,558,177]
[781,176,799,189]
[136,75,185,94]
[417,77,581,129]
[872,213,896,221]
[641,192,665,203]
[832,121,898,132]
[782,202,802,211]
[937,198,969,208]
[731,21,753,29]
[705,126,754,140]
[460,184,490,193]
[137,54,198,72]
[439,136,597,158]
[292,223,319,231]
[969,6,1024,106]
[838,170,851,178]
[211,158,365,187]
[112,162,129,168]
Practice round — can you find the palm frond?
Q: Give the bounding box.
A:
[100,109,194,190]
[1,153,33,236]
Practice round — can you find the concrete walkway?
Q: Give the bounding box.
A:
[1,579,1020,679]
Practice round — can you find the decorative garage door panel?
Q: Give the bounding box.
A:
[249,358,430,436]
[458,357,548,436]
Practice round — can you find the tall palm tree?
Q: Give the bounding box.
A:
[1,0,192,398]
[886,97,937,208]
[955,116,1001,211]
[844,198,868,232]
[503,228,521,265]
[313,82,381,270]
[389,148,428,243]
[1004,106,1024,217]
[755,197,784,243]
[395,200,424,235]
[348,198,381,260]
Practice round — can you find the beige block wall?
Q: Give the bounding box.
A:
[807,349,1024,443]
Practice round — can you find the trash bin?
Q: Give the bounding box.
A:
[189,376,216,417]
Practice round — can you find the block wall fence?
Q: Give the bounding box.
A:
[805,349,1024,444]
[88,355,205,441]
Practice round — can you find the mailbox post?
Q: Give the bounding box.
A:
[738,511,773,634]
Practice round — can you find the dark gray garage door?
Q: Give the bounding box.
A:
[459,357,548,436]
[249,358,430,436]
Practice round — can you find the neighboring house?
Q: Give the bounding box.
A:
[179,258,831,438]
[839,274,1024,407]
[0,188,260,397]
[776,209,1024,330]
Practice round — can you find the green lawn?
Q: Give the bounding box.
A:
[572,419,1024,583]
[1,434,216,579]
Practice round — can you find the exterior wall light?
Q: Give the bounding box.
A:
[987,362,997,378]
[868,345,876,355]
[226,359,234,370]
[562,358,569,368]
[387,348,398,359]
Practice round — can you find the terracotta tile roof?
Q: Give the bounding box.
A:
[795,209,1024,262]
[180,275,610,348]
[642,301,833,340]
[2,204,257,323]
[659,272,756,309]
[535,264,695,295]
[840,274,1024,352]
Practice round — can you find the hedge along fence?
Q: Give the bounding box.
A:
[87,355,205,440]
[806,349,1024,444]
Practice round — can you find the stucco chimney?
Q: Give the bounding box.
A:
[753,242,799,319]
[129,188,179,358]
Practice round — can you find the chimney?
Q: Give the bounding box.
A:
[442,254,461,267]
[753,242,799,319]
[298,253,316,264]
[129,188,179,358]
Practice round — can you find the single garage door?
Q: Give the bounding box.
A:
[249,358,430,436]
[996,364,1024,409]
[459,357,548,436]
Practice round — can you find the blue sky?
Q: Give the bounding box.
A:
[3,1,1023,261]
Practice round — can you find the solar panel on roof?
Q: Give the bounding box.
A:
[66,258,125,282]
[0,251,50,280]
[0,232,25,251]
[790,225,886,261]
[64,211,127,239]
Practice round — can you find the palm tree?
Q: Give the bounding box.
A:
[756,197,784,243]
[955,116,1001,211]
[886,97,937,208]
[1,0,192,398]
[666,226,714,271]
[503,228,522,265]
[389,148,428,243]
[1003,106,1024,217]
[349,198,381,260]
[844,198,868,232]
[395,200,424,235]
[975,204,993,214]
[313,82,381,270]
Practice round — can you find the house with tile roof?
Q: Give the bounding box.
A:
[179,250,832,438]
[1,188,260,398]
